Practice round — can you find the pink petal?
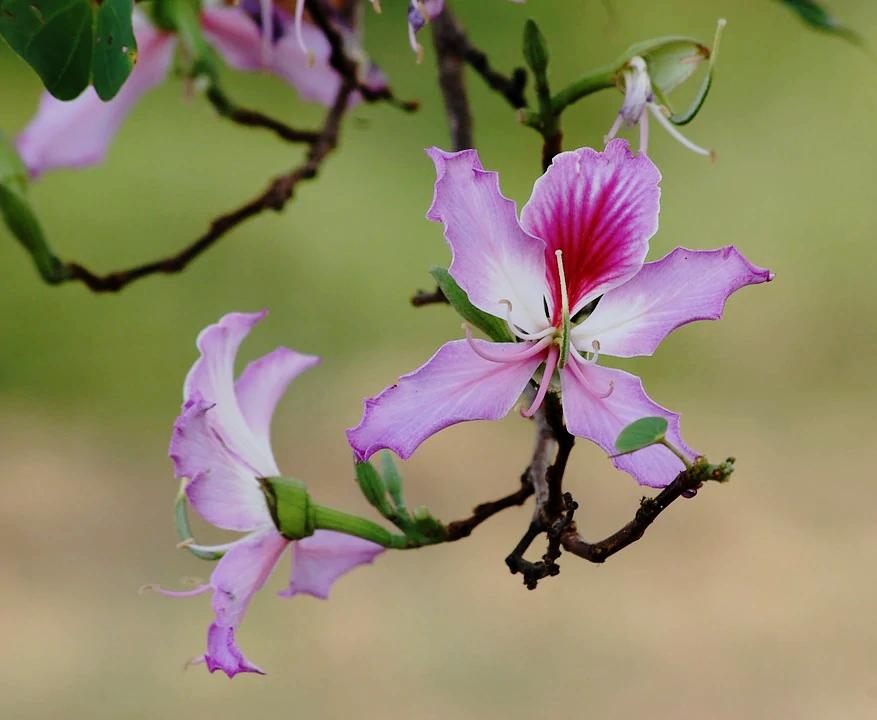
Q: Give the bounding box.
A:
[426,148,550,335]
[204,623,265,677]
[235,348,320,465]
[279,530,384,599]
[16,21,176,178]
[347,339,544,462]
[520,139,661,320]
[170,398,272,532]
[183,311,279,478]
[559,363,695,488]
[200,7,351,108]
[572,246,774,358]
[203,528,289,677]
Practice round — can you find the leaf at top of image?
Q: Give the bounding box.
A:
[0,0,137,101]
[779,0,865,46]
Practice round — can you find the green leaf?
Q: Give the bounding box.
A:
[0,0,137,101]
[615,417,668,455]
[429,267,514,343]
[779,0,865,46]
[0,132,69,283]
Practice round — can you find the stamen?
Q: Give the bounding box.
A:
[180,538,240,554]
[184,656,206,671]
[647,103,711,157]
[522,346,559,417]
[294,0,316,68]
[604,113,624,144]
[639,103,650,155]
[139,583,211,598]
[566,355,615,399]
[463,324,552,363]
[260,0,274,65]
[407,21,424,64]
[498,300,554,341]
[369,0,382,12]
[570,339,601,366]
[712,19,727,68]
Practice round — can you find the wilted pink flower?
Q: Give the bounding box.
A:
[160,311,382,677]
[17,6,383,178]
[348,140,773,487]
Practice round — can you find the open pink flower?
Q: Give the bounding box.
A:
[162,311,382,677]
[348,140,773,487]
[17,6,384,178]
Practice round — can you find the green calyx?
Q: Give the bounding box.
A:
[259,476,316,540]
[259,475,419,549]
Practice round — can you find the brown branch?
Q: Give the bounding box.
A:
[445,471,534,541]
[305,0,418,111]
[63,82,355,293]
[410,287,449,306]
[433,5,528,111]
[560,458,735,563]
[431,8,474,150]
[205,87,322,143]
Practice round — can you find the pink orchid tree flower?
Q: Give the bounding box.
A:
[348,139,773,488]
[17,5,384,178]
[158,311,383,677]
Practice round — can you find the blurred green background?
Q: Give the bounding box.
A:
[1,0,875,717]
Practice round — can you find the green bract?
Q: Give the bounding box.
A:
[0,0,137,100]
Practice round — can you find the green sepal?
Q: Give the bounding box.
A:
[0,0,137,101]
[614,417,668,455]
[0,133,69,284]
[259,476,316,540]
[429,267,514,343]
[620,37,710,97]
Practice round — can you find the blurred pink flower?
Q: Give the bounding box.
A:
[17,6,384,178]
[348,139,773,487]
[161,311,382,677]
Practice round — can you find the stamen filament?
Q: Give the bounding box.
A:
[139,583,211,598]
[605,113,624,144]
[566,354,615,399]
[499,300,555,342]
[369,0,382,12]
[647,103,712,157]
[639,103,650,155]
[463,325,552,363]
[408,21,424,63]
[260,0,274,65]
[294,0,316,67]
[522,346,559,417]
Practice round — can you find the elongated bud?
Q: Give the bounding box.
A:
[522,19,549,77]
[380,452,406,510]
[354,462,393,516]
[259,477,315,540]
